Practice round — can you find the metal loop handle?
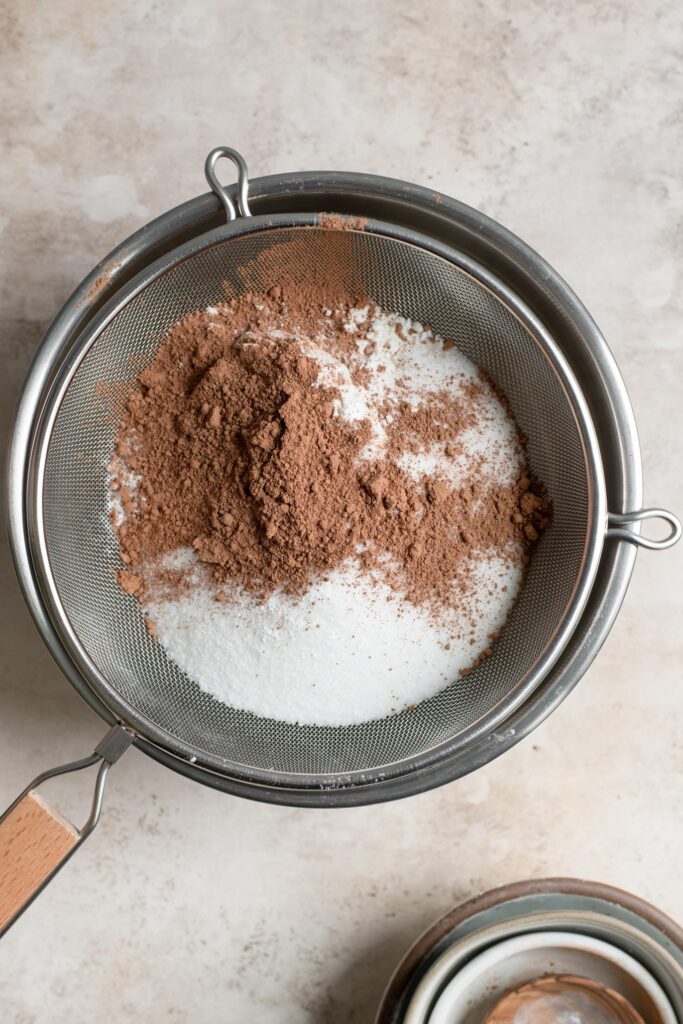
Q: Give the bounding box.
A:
[204,146,252,223]
[607,508,681,550]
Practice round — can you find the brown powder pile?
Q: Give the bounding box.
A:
[111,282,550,628]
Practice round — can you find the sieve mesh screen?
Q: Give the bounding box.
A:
[41,227,591,778]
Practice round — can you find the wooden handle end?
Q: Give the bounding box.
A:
[0,791,79,931]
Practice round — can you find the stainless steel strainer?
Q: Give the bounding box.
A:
[2,147,679,934]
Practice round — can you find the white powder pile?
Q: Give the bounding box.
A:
[144,550,521,726]
[304,307,522,483]
[116,306,530,726]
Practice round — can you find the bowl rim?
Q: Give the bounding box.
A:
[376,878,683,1023]
[420,928,676,1024]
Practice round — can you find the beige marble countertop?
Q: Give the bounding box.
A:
[1,2,681,1021]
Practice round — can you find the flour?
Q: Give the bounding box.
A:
[306,307,521,480]
[107,457,140,530]
[143,550,521,726]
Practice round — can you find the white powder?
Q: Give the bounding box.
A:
[303,308,521,476]
[107,457,140,528]
[144,551,521,726]
[124,307,527,726]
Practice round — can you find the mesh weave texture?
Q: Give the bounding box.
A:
[42,228,590,777]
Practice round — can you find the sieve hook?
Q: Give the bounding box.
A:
[205,145,252,222]
[606,508,681,550]
[0,724,133,936]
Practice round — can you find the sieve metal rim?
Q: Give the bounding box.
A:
[7,162,666,806]
[22,212,606,791]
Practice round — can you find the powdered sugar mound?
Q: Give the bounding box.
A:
[307,308,522,477]
[362,310,468,403]
[143,551,519,726]
[398,418,520,491]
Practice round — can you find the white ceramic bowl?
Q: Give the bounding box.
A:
[424,931,676,1024]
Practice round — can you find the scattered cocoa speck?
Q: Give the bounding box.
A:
[118,570,142,595]
[317,213,368,232]
[77,262,122,307]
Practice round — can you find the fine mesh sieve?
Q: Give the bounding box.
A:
[31,198,606,785]
[4,146,682,935]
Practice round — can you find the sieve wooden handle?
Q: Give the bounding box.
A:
[0,725,133,936]
[0,791,79,932]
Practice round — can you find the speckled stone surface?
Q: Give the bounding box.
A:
[1,2,681,1021]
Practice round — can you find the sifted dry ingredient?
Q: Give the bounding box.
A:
[109,280,551,724]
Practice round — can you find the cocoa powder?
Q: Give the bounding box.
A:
[316,213,369,232]
[111,282,550,625]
